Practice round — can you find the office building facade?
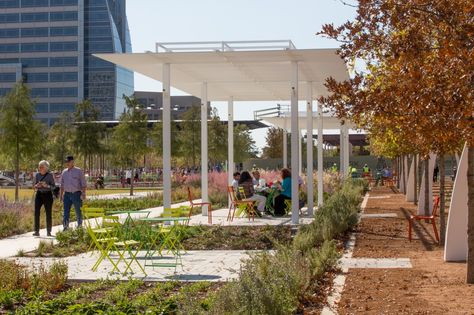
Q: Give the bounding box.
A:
[134,91,211,120]
[0,0,133,125]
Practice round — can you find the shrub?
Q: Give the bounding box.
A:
[293,181,362,253]
[0,289,23,310]
[55,228,89,247]
[0,260,68,300]
[210,241,340,315]
[209,179,364,314]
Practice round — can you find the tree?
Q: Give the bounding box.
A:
[178,105,201,167]
[48,113,74,170]
[318,0,473,282]
[234,124,258,164]
[151,120,180,164]
[0,82,42,201]
[262,127,284,159]
[73,100,104,172]
[208,107,227,165]
[111,95,149,196]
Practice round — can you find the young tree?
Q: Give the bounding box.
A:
[208,107,227,165]
[234,124,258,164]
[261,127,284,159]
[0,82,42,201]
[178,105,201,167]
[73,100,104,172]
[48,112,74,170]
[151,120,180,163]
[111,96,149,196]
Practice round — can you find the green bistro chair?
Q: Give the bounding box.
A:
[82,207,111,254]
[112,238,147,276]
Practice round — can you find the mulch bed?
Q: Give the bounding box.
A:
[182,225,293,250]
[337,186,474,314]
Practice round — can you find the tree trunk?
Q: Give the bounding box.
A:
[397,156,401,189]
[15,136,19,202]
[130,161,134,196]
[439,154,446,245]
[467,145,474,284]
[414,154,418,205]
[402,155,406,192]
[424,157,430,217]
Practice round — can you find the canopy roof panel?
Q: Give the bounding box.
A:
[261,112,358,131]
[95,48,349,101]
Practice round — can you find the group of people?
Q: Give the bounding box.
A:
[231,168,292,216]
[33,155,86,237]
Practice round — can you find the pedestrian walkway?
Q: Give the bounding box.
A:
[88,191,152,200]
[325,186,474,314]
[13,250,250,282]
[188,208,314,226]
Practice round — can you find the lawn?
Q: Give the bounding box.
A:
[0,187,161,201]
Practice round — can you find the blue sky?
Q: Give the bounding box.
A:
[126,0,357,151]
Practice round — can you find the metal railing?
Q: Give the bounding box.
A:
[253,104,290,120]
[156,40,296,53]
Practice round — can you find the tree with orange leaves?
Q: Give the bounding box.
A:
[318,0,474,283]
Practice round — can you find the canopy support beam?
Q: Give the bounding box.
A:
[290,61,299,224]
[228,97,234,185]
[283,129,288,168]
[317,100,324,207]
[306,82,314,215]
[162,63,171,209]
[201,82,209,214]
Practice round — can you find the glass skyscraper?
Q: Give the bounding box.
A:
[0,0,133,125]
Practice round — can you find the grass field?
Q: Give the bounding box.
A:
[0,187,161,201]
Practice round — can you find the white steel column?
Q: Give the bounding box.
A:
[299,130,303,174]
[283,129,288,168]
[340,123,344,176]
[201,82,209,214]
[317,100,324,207]
[306,82,314,215]
[344,125,350,175]
[290,61,299,224]
[162,63,171,209]
[227,97,234,186]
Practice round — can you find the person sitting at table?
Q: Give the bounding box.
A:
[232,172,240,192]
[252,170,266,188]
[238,171,266,213]
[273,168,291,216]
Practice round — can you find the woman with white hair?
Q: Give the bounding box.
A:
[33,160,56,237]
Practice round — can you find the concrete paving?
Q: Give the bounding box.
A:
[188,208,314,226]
[360,213,398,218]
[12,250,252,282]
[88,191,152,200]
[340,257,412,269]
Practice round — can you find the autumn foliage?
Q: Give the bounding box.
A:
[318,0,474,282]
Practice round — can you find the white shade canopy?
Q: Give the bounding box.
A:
[262,112,358,131]
[95,48,349,101]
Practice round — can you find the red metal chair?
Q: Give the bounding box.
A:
[187,187,212,224]
[408,196,440,243]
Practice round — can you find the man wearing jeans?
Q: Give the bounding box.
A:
[60,155,87,230]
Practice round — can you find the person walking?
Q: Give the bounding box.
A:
[33,160,55,237]
[60,155,87,230]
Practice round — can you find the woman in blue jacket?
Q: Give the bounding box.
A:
[273,168,291,216]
